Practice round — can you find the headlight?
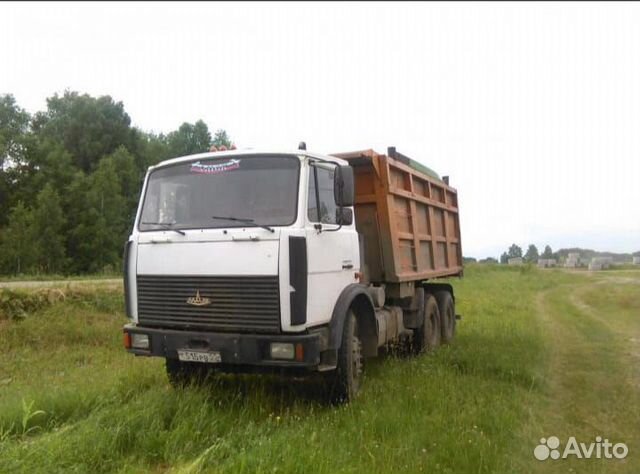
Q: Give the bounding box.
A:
[270,343,294,360]
[131,334,150,350]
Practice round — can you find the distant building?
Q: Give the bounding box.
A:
[565,253,581,268]
[633,256,640,265]
[589,257,612,271]
[538,258,556,268]
[508,257,523,265]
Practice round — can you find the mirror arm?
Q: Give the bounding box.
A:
[322,224,342,232]
[324,202,344,233]
[323,223,343,233]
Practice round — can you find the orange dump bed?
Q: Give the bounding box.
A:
[332,148,463,284]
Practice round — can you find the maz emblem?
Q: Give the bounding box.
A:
[186,290,211,307]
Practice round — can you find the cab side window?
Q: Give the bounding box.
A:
[307,166,337,224]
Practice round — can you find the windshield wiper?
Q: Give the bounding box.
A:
[211,215,275,233]
[140,221,186,235]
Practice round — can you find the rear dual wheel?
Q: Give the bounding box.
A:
[435,290,456,344]
[413,294,441,353]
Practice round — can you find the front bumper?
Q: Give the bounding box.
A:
[123,324,327,369]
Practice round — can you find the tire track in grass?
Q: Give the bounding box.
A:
[524,277,640,474]
[573,278,640,395]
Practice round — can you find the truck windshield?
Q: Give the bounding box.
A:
[138,155,300,232]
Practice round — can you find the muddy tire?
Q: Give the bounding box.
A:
[413,294,441,353]
[165,358,211,387]
[435,290,456,344]
[326,311,363,404]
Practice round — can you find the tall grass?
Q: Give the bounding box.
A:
[0,266,637,473]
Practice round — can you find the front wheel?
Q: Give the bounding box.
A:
[325,311,363,404]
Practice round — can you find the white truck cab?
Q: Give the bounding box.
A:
[123,147,460,402]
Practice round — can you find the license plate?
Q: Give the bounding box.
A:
[177,350,222,364]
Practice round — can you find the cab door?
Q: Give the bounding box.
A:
[304,162,359,327]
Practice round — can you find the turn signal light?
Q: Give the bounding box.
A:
[123,332,132,349]
[295,343,304,361]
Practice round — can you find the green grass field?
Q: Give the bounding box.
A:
[0,265,638,473]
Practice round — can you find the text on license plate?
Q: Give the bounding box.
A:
[177,350,222,363]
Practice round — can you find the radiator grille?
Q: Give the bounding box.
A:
[137,275,281,333]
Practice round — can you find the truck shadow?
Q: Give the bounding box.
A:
[177,373,333,407]
[179,359,386,408]
[186,336,543,410]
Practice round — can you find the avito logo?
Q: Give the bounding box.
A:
[534,436,628,461]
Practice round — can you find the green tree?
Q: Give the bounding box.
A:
[524,244,539,262]
[500,252,508,264]
[18,139,77,200]
[137,131,172,168]
[0,94,30,169]
[64,171,91,273]
[32,184,67,273]
[0,95,31,226]
[0,201,35,274]
[166,120,212,157]
[541,245,553,259]
[507,244,522,259]
[212,129,233,148]
[32,91,135,172]
[0,92,235,276]
[106,146,142,228]
[89,158,127,272]
[70,159,127,273]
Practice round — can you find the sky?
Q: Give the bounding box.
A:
[2,2,639,258]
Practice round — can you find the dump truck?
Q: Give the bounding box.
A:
[123,145,463,402]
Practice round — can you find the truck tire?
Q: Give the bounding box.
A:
[326,310,363,404]
[165,358,210,387]
[435,290,456,344]
[413,294,441,353]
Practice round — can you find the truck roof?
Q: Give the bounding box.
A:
[148,149,347,171]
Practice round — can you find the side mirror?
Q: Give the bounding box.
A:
[333,165,354,207]
[336,208,353,226]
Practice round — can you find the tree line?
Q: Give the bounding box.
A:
[0,91,232,275]
[499,243,554,264]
